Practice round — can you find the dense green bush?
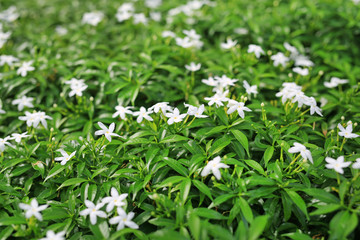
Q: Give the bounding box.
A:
[0,0,359,239]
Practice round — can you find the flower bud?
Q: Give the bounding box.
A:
[261,102,265,107]
[341,116,345,121]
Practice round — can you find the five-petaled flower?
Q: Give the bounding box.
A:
[112,105,133,119]
[40,230,66,240]
[19,199,48,221]
[165,108,187,125]
[55,149,76,165]
[201,156,229,180]
[11,132,30,143]
[288,142,313,164]
[102,187,128,212]
[338,123,359,139]
[17,61,35,77]
[133,107,153,123]
[79,200,107,225]
[185,62,201,72]
[325,156,351,174]
[95,122,120,142]
[109,208,139,231]
[227,100,252,119]
[12,95,34,111]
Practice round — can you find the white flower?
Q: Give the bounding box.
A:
[271,52,289,67]
[352,158,360,169]
[0,136,13,152]
[165,108,187,125]
[201,156,229,180]
[292,67,309,76]
[294,55,314,67]
[82,12,103,26]
[19,199,48,221]
[161,30,176,38]
[150,12,161,21]
[227,100,252,119]
[288,142,313,164]
[243,80,258,97]
[102,187,128,212]
[18,111,52,128]
[40,230,66,240]
[338,123,359,139]
[133,107,154,123]
[204,91,229,107]
[0,31,11,48]
[185,62,201,72]
[248,44,264,58]
[116,3,134,22]
[215,75,238,88]
[55,149,76,165]
[145,0,162,8]
[149,102,172,114]
[11,132,30,143]
[234,28,248,35]
[80,200,107,225]
[0,108,5,114]
[12,96,34,111]
[183,29,201,40]
[112,105,133,119]
[276,82,303,104]
[325,156,351,174]
[65,78,85,88]
[17,61,35,77]
[220,38,237,49]
[307,97,323,116]
[0,6,19,22]
[0,55,19,66]
[324,77,349,88]
[283,42,298,55]
[55,26,68,35]
[202,76,218,87]
[69,84,88,97]
[95,122,120,142]
[109,208,139,230]
[185,104,207,118]
[133,13,148,25]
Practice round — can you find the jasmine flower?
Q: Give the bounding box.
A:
[133,107,153,123]
[288,142,313,163]
[109,208,139,230]
[79,200,107,225]
[95,122,121,142]
[19,199,48,221]
[325,156,351,174]
[101,187,128,212]
[201,156,229,180]
[55,149,76,165]
[227,100,252,119]
[338,123,359,139]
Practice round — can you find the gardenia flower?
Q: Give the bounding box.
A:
[324,77,349,88]
[149,102,172,114]
[185,62,201,71]
[19,199,48,221]
[82,12,104,26]
[352,159,360,169]
[0,136,13,152]
[288,142,313,163]
[338,123,359,139]
[12,95,34,111]
[55,149,76,165]
[95,122,120,142]
[40,230,66,240]
[165,108,187,125]
[227,100,252,119]
[109,208,139,231]
[204,91,229,107]
[133,107,154,123]
[112,105,133,119]
[271,52,289,67]
[185,104,207,118]
[243,80,258,97]
[0,55,19,66]
[201,156,229,180]
[220,38,237,49]
[17,61,35,77]
[19,111,52,128]
[11,132,30,143]
[292,67,309,76]
[80,200,107,225]
[248,44,264,58]
[102,187,128,212]
[325,156,351,174]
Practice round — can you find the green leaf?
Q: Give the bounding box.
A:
[44,164,66,182]
[264,146,274,166]
[90,221,110,240]
[188,213,201,240]
[285,189,308,219]
[43,207,70,220]
[248,215,268,240]
[57,178,88,190]
[208,136,231,156]
[282,232,313,240]
[0,216,26,226]
[239,197,254,223]
[163,158,188,177]
[212,194,235,207]
[302,188,339,204]
[310,204,341,216]
[244,160,265,175]
[231,130,250,157]
[179,178,191,204]
[193,180,213,200]
[160,135,188,143]
[193,208,227,220]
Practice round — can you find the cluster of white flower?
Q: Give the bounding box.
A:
[80,188,138,230]
[65,78,88,97]
[19,111,52,128]
[0,55,19,66]
[167,0,215,24]
[0,6,19,22]
[175,29,204,49]
[276,82,323,116]
[82,12,104,26]
[115,2,161,25]
[0,28,11,49]
[0,54,35,76]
